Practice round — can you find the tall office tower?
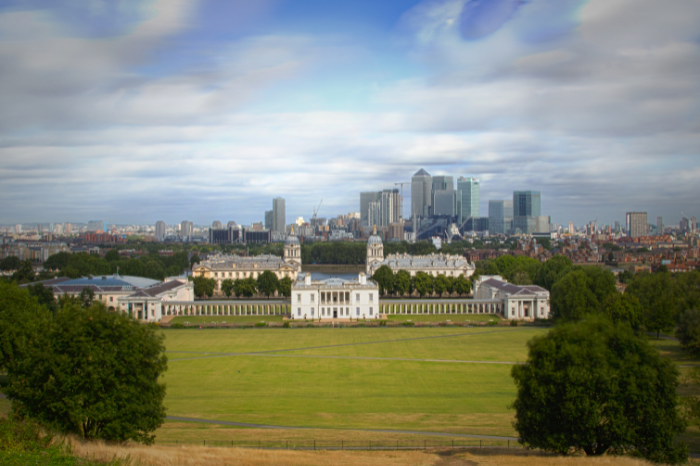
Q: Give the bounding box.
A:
[692,217,697,233]
[488,200,512,235]
[513,191,541,234]
[360,192,380,226]
[569,222,574,234]
[87,220,106,232]
[155,221,166,240]
[180,220,193,239]
[457,177,480,224]
[380,189,397,226]
[614,221,620,233]
[657,216,663,236]
[54,223,63,235]
[14,224,22,233]
[272,197,286,233]
[430,176,455,217]
[411,168,432,220]
[626,212,647,238]
[64,223,72,235]
[212,220,223,229]
[368,201,381,228]
[264,210,273,230]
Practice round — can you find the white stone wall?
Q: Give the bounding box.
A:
[292,286,379,320]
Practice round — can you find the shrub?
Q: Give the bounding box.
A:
[305,323,315,328]
[255,322,267,327]
[510,320,519,327]
[170,322,186,329]
[379,320,387,327]
[401,321,415,327]
[282,321,291,328]
[487,320,498,326]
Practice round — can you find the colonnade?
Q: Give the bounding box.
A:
[164,302,289,317]
[379,301,502,315]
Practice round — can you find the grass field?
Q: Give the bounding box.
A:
[386,313,502,323]
[169,315,285,324]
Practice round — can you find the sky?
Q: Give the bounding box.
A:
[0,0,698,227]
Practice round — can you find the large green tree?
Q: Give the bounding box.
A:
[677,308,700,356]
[6,301,167,443]
[234,277,257,298]
[511,317,687,463]
[257,270,279,297]
[371,265,395,295]
[413,272,434,297]
[394,270,412,296]
[0,255,21,271]
[278,276,292,297]
[192,276,215,298]
[534,255,572,290]
[626,272,678,337]
[453,274,471,296]
[550,270,599,321]
[220,279,235,298]
[598,293,643,331]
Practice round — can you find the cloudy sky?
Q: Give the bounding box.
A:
[0,0,698,227]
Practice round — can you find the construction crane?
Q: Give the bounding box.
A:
[395,182,410,221]
[313,199,323,219]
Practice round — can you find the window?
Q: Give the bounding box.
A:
[322,309,325,316]
[356,307,360,316]
[346,308,349,315]
[109,296,113,302]
[369,307,373,316]
[311,308,314,316]
[297,308,301,316]
[369,294,373,302]
[297,293,301,303]
[311,294,315,302]
[356,293,360,302]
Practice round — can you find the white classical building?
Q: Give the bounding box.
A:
[118,277,194,322]
[193,233,302,294]
[291,273,380,320]
[473,275,550,320]
[366,230,474,278]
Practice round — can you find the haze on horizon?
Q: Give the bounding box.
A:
[0,0,698,227]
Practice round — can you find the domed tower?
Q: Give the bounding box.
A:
[366,226,384,275]
[284,226,302,268]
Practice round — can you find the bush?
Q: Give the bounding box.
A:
[677,308,700,355]
[170,322,186,329]
[282,321,291,328]
[487,320,498,326]
[401,321,415,327]
[379,320,387,327]
[510,320,519,327]
[255,322,268,327]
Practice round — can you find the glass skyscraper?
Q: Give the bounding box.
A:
[513,191,541,234]
[457,177,480,224]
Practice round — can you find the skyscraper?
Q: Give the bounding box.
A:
[87,220,106,232]
[513,191,541,234]
[155,221,166,240]
[411,168,432,220]
[457,177,480,223]
[488,200,512,235]
[657,216,663,236]
[360,192,380,226]
[264,210,273,230]
[180,220,193,239]
[368,201,381,228]
[272,197,286,233]
[380,189,401,226]
[626,212,647,238]
[431,176,456,217]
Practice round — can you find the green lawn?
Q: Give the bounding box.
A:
[162,327,541,438]
[169,315,285,324]
[386,313,502,323]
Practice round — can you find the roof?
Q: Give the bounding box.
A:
[19,277,72,288]
[197,254,299,271]
[126,279,188,298]
[52,275,159,293]
[292,276,377,289]
[414,168,430,177]
[285,234,300,245]
[481,278,548,296]
[368,234,383,246]
[379,253,470,270]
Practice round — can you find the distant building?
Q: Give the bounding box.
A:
[212,220,223,230]
[411,168,432,220]
[657,216,663,236]
[473,275,550,321]
[626,212,647,238]
[462,217,490,233]
[155,221,166,240]
[272,197,286,233]
[291,273,379,320]
[264,210,273,230]
[87,220,106,232]
[488,200,512,235]
[457,177,480,223]
[366,230,474,278]
[361,190,400,227]
[209,226,240,244]
[180,220,193,240]
[513,191,542,234]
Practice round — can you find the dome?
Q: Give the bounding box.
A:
[367,234,383,246]
[285,234,300,246]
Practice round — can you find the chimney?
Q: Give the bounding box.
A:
[304,274,311,286]
[359,273,367,285]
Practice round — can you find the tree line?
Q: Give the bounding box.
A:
[191,270,293,299]
[370,266,471,297]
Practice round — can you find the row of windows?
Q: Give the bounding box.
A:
[296,307,374,317]
[295,293,373,304]
[212,271,291,279]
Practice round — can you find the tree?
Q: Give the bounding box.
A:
[509,268,533,285]
[598,293,643,332]
[0,255,21,271]
[43,252,71,271]
[677,309,700,356]
[626,272,677,338]
[79,287,95,308]
[511,317,687,463]
[6,301,167,443]
[413,272,434,297]
[192,276,215,298]
[608,251,614,262]
[104,249,120,262]
[394,270,412,296]
[220,279,235,298]
[372,265,395,295]
[190,254,201,268]
[234,277,257,297]
[278,277,292,297]
[434,274,450,295]
[453,274,471,296]
[27,283,58,314]
[550,270,598,321]
[11,260,35,284]
[257,271,279,297]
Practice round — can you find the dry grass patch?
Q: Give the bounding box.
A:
[68,442,685,466]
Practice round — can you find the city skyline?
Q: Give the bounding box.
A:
[0,0,698,226]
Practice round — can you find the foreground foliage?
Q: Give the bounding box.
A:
[1,283,168,444]
[511,317,687,464]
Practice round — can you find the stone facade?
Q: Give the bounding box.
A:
[473,275,550,320]
[291,273,379,320]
